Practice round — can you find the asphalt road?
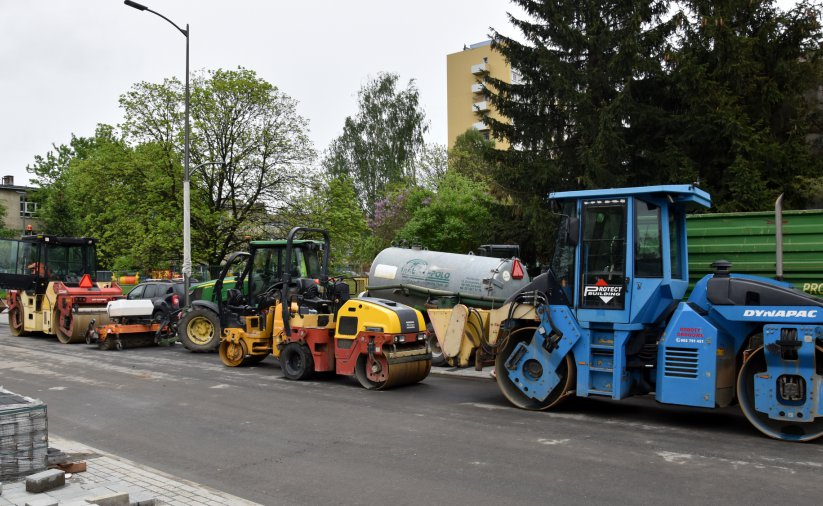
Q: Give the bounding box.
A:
[1,324,821,505]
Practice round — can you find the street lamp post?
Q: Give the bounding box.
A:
[123,0,194,306]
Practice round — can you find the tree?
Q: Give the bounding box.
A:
[25,125,187,270]
[669,0,823,211]
[0,200,16,239]
[323,73,428,216]
[415,143,449,191]
[119,67,316,267]
[27,135,96,236]
[397,170,496,253]
[365,132,503,255]
[485,0,676,259]
[279,173,371,272]
[487,0,674,187]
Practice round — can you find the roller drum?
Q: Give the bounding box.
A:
[56,312,111,344]
[382,359,431,389]
[355,352,431,390]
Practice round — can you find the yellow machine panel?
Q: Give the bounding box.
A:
[335,298,425,339]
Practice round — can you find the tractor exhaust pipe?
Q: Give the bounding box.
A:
[775,193,784,281]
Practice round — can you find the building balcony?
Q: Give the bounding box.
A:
[471,82,484,93]
[471,62,488,75]
[472,101,489,113]
[472,121,489,131]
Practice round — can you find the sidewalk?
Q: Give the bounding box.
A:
[0,436,259,506]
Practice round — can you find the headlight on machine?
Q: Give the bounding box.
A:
[394,335,406,343]
[417,333,426,341]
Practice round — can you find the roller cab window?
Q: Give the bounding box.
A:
[580,199,627,309]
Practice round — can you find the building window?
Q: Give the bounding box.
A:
[20,196,37,217]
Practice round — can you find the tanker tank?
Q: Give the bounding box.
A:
[367,246,530,310]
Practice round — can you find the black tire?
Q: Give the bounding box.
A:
[179,308,221,352]
[245,353,267,365]
[280,343,314,381]
[427,321,448,367]
[151,310,166,323]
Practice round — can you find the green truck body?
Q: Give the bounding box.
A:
[687,209,823,295]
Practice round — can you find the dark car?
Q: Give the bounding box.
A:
[126,279,186,319]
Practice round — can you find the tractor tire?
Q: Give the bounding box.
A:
[179,308,221,352]
[280,343,314,381]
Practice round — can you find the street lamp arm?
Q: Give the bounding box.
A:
[123,0,188,36]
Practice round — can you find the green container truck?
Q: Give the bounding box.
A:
[687,208,823,295]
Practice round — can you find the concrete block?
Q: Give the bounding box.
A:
[24,497,59,506]
[128,491,156,506]
[25,469,65,493]
[85,491,129,506]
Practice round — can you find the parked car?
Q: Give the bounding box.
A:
[126,279,186,319]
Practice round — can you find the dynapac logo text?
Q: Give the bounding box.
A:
[743,309,818,318]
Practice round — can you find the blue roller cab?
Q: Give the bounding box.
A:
[496,185,823,441]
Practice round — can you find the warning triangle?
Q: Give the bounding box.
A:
[79,274,94,288]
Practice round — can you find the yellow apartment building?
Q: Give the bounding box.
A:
[446,40,512,149]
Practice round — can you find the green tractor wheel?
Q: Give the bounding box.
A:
[179,308,221,352]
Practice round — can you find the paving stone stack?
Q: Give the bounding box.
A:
[0,388,48,481]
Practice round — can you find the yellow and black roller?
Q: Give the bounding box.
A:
[336,296,431,389]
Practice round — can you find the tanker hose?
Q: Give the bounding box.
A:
[466,308,487,348]
[499,290,552,351]
[539,292,563,346]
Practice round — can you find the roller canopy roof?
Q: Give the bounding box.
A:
[549,185,711,209]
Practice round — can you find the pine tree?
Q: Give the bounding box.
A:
[485,0,675,259]
[670,0,823,211]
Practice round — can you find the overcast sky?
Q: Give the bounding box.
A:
[0,1,801,187]
[0,0,524,186]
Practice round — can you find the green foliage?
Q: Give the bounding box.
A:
[119,67,316,267]
[450,129,498,185]
[484,0,823,262]
[368,187,415,251]
[0,200,15,239]
[487,0,674,189]
[25,125,184,270]
[27,135,91,236]
[484,0,677,260]
[284,174,372,272]
[666,0,823,211]
[397,170,496,253]
[323,73,428,216]
[415,143,449,191]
